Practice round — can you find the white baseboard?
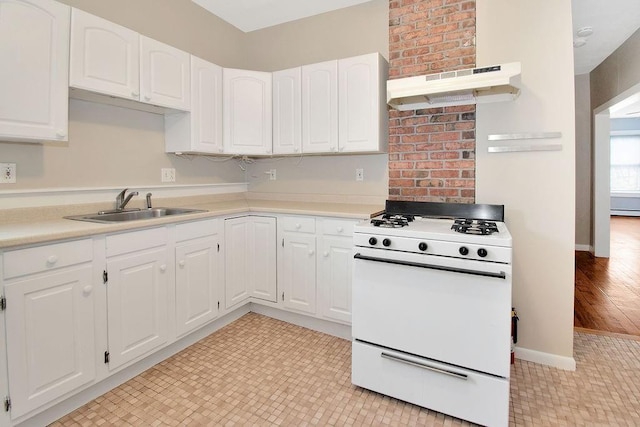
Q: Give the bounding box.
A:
[575,244,592,252]
[515,346,576,371]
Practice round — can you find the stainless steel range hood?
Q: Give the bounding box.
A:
[387,62,521,111]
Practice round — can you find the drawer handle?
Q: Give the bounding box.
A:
[380,352,468,380]
[46,255,58,265]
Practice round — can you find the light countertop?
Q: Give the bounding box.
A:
[0,195,383,250]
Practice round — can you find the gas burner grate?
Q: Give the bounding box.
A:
[371,215,412,228]
[451,218,499,235]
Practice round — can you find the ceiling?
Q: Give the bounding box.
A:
[191,0,373,33]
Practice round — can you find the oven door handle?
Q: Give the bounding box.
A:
[380,352,468,380]
[353,253,506,279]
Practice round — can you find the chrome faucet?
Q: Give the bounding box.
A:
[146,192,153,209]
[116,188,138,211]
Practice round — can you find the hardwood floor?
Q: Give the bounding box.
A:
[574,216,640,336]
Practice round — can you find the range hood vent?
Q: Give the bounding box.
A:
[387,62,521,111]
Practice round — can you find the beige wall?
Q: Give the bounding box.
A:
[590,28,640,110]
[575,74,592,248]
[476,0,576,361]
[0,0,389,198]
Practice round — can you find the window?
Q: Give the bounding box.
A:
[610,135,640,192]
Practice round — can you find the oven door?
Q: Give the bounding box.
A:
[352,246,512,378]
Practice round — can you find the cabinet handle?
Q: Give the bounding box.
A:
[308,250,315,256]
[295,224,301,229]
[179,260,185,267]
[131,91,139,98]
[55,130,66,138]
[323,251,329,257]
[46,255,58,265]
[339,147,345,152]
[337,227,344,233]
[159,264,167,272]
[219,148,224,153]
[144,95,151,101]
[294,148,299,152]
[83,285,93,295]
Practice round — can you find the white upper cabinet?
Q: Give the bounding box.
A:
[165,56,223,154]
[0,0,70,143]
[338,53,388,153]
[140,35,190,111]
[223,68,273,155]
[273,67,302,155]
[302,60,338,154]
[70,8,139,101]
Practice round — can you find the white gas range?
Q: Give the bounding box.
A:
[351,201,513,427]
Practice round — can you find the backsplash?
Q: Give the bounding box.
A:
[388,0,476,203]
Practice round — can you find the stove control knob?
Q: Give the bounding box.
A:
[368,237,378,246]
[382,238,391,247]
[459,246,469,256]
[418,242,428,251]
[477,248,488,258]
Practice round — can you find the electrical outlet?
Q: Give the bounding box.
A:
[161,168,176,183]
[269,169,277,180]
[0,163,16,184]
[356,168,364,181]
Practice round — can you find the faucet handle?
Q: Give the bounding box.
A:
[116,188,128,202]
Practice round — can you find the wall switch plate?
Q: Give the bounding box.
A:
[1,163,16,184]
[356,168,364,181]
[269,169,277,180]
[161,168,176,183]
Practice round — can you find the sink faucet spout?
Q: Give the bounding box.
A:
[116,188,138,210]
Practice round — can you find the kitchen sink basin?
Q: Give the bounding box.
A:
[65,207,207,223]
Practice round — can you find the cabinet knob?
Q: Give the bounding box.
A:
[295,224,301,229]
[131,91,139,98]
[323,251,329,257]
[159,264,167,272]
[294,148,299,153]
[339,147,345,152]
[179,260,185,267]
[144,95,151,101]
[83,285,93,295]
[337,227,344,233]
[46,255,58,265]
[308,250,315,256]
[219,148,224,153]
[330,146,336,151]
[55,130,66,138]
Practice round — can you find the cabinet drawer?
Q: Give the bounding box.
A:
[281,216,315,233]
[352,341,509,427]
[176,218,219,242]
[106,227,166,257]
[322,218,356,236]
[3,239,93,280]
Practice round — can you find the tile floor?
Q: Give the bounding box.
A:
[52,313,640,426]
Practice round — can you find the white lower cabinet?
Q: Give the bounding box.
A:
[175,219,221,337]
[281,232,317,314]
[105,228,169,371]
[318,236,353,323]
[224,216,277,309]
[2,239,96,419]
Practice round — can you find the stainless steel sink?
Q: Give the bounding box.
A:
[65,207,207,223]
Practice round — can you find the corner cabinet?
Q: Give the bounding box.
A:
[0,0,70,143]
[272,67,302,155]
[165,56,223,154]
[2,239,96,419]
[301,60,339,154]
[104,228,169,371]
[223,69,273,156]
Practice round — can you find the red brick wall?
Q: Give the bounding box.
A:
[388,0,476,202]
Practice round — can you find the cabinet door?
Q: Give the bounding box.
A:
[338,53,385,153]
[4,265,96,418]
[318,236,353,323]
[166,56,223,154]
[302,60,338,153]
[281,233,317,314]
[224,217,250,308]
[223,68,273,155]
[140,35,190,110]
[175,236,220,337]
[69,8,139,101]
[0,0,69,142]
[273,67,301,155]
[249,217,277,302]
[106,247,168,370]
